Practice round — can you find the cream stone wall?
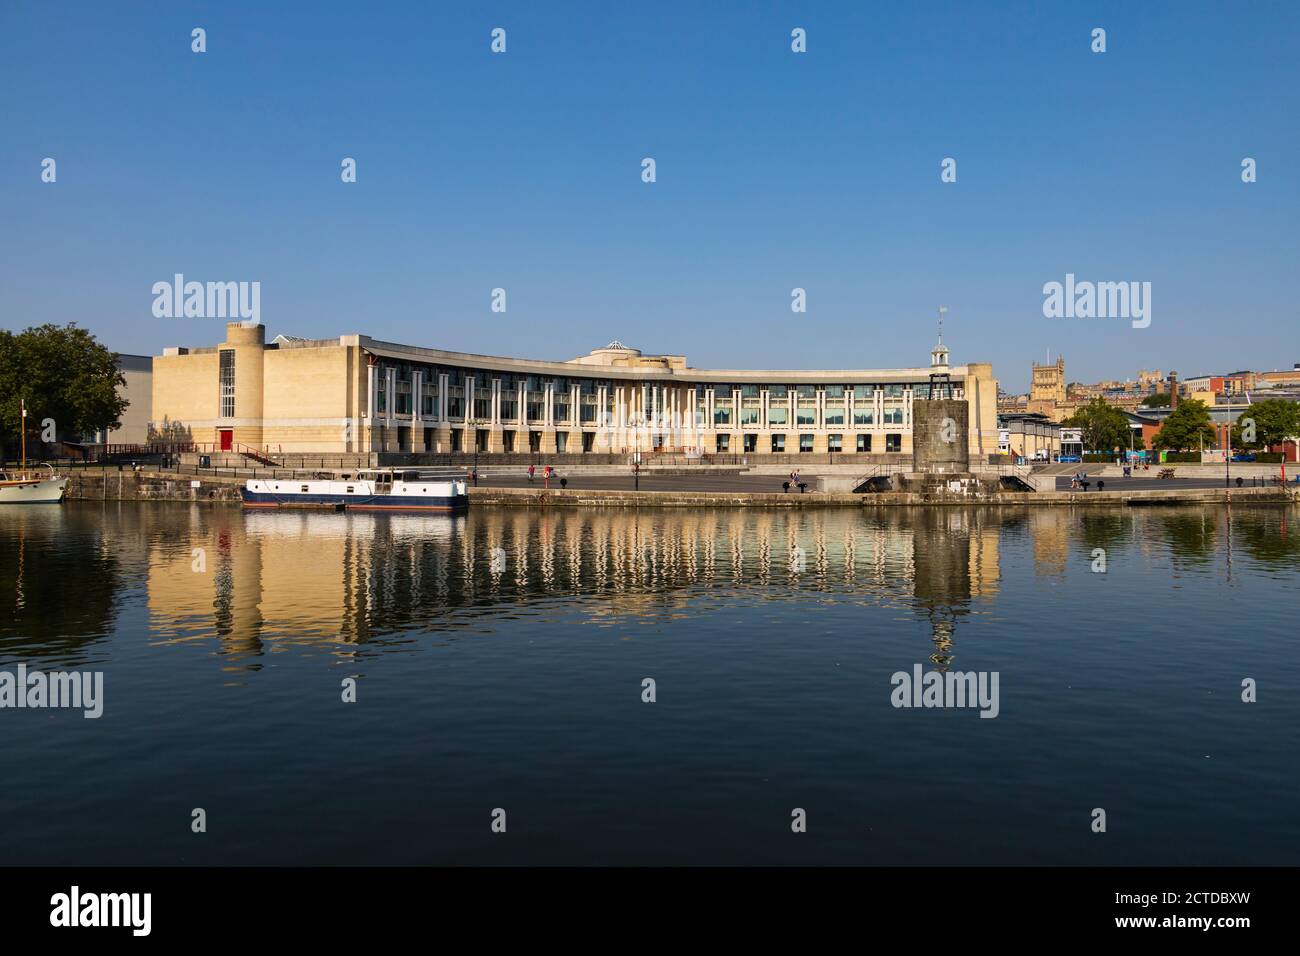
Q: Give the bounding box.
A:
[262,345,356,452]
[151,350,219,443]
[148,327,1000,458]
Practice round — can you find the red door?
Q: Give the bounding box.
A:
[218,429,233,451]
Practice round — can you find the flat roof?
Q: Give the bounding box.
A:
[357,336,973,384]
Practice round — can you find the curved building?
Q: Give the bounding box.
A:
[151,323,999,458]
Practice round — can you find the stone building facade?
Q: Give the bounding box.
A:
[151,323,1000,458]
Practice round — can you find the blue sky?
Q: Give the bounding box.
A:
[2,0,1296,391]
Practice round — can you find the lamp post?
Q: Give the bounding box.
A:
[1224,420,1231,489]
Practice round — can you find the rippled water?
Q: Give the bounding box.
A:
[1,502,1297,865]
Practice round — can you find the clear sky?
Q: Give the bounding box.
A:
[2,1,1297,391]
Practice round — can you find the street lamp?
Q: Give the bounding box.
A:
[1224,420,1231,489]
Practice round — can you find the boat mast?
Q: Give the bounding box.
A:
[20,398,26,472]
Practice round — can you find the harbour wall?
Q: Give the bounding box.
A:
[59,470,1296,507]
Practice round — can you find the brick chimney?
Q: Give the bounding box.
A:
[1168,371,1179,409]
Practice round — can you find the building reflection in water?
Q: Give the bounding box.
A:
[9,503,1293,676]
[143,506,1002,670]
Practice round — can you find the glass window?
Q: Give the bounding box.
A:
[767,406,788,425]
[857,434,871,453]
[740,384,760,399]
[473,398,491,419]
[825,385,845,399]
[824,408,845,426]
[796,385,816,400]
[739,407,760,426]
[556,432,568,454]
[883,407,904,425]
[913,384,931,399]
[715,434,730,452]
[447,398,463,418]
[796,407,816,426]
[770,434,785,453]
[886,433,902,453]
[219,350,236,418]
[883,384,904,398]
[527,401,544,422]
[768,384,788,400]
[743,434,757,452]
[799,434,814,452]
[828,434,842,452]
[714,407,732,426]
[853,384,873,400]
[500,399,518,420]
[853,409,873,425]
[554,402,569,423]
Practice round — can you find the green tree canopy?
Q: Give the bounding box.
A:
[1232,398,1300,449]
[1063,397,1133,452]
[1153,399,1215,451]
[1140,393,1171,408]
[0,324,128,449]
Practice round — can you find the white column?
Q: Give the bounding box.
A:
[438,373,449,422]
[492,379,501,424]
[367,363,376,419]
[545,382,554,426]
[385,368,394,427]
[413,371,422,424]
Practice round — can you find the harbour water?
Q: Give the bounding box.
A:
[1,502,1297,865]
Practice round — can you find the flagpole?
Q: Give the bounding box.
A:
[20,398,26,472]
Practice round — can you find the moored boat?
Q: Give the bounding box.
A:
[1,401,67,504]
[0,469,68,504]
[240,468,469,511]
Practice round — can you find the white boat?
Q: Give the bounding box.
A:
[0,470,68,504]
[241,468,469,511]
[1,401,67,504]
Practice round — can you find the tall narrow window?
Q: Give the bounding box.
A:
[219,349,236,418]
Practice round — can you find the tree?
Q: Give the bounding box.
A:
[1232,399,1300,450]
[0,324,128,452]
[1063,397,1132,453]
[1153,399,1215,451]
[1140,393,1171,408]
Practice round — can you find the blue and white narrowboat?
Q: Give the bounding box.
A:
[241,469,469,511]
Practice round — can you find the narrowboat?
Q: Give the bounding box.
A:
[240,469,469,511]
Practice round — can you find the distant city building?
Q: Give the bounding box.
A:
[1257,364,1300,388]
[1027,356,1066,418]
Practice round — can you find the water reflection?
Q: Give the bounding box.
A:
[0,507,121,665]
[1,503,1296,673]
